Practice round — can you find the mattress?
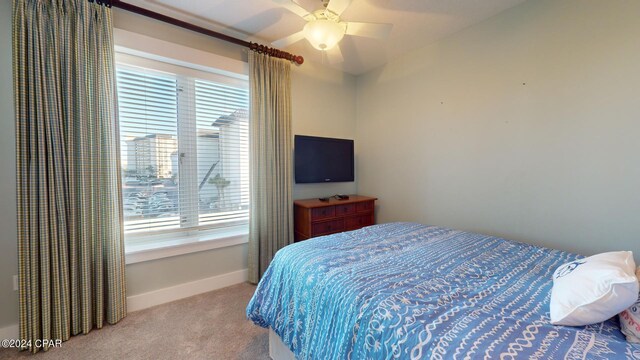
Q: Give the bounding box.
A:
[247,222,640,359]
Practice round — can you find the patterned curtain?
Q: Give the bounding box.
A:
[248,51,294,284]
[13,0,126,353]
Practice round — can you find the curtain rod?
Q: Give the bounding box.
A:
[110,0,304,65]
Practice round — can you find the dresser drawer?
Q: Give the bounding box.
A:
[345,214,374,231]
[335,203,356,216]
[356,201,374,213]
[312,219,345,236]
[311,206,335,220]
[294,195,377,241]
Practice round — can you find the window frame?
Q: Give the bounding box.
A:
[113,29,250,263]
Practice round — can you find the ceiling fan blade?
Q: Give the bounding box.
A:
[272,31,306,48]
[345,22,393,39]
[326,0,352,16]
[274,0,314,20]
[325,45,343,64]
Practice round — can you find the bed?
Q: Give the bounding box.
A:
[247,223,640,359]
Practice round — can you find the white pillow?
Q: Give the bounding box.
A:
[619,267,640,343]
[550,251,638,326]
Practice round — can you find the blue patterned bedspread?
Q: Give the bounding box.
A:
[247,223,640,359]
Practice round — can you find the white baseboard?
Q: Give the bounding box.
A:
[0,323,18,340]
[0,269,248,339]
[127,268,249,312]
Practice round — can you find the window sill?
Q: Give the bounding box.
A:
[125,226,249,264]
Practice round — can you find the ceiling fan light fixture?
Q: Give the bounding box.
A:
[303,19,345,50]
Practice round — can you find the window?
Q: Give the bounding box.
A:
[116,55,249,252]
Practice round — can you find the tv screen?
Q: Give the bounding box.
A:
[295,135,354,183]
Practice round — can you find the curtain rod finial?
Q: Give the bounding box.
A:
[249,42,304,65]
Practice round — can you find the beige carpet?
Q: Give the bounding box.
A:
[0,283,269,360]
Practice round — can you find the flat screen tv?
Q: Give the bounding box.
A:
[295,135,354,183]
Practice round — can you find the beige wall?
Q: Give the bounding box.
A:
[356,0,640,257]
[291,60,358,199]
[126,245,248,295]
[0,0,19,328]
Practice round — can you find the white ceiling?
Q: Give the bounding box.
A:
[124,0,527,75]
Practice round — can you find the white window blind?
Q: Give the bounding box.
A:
[117,61,249,246]
[194,80,250,228]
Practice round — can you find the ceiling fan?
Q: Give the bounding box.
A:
[272,0,393,63]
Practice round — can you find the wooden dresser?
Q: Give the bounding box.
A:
[293,195,377,241]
